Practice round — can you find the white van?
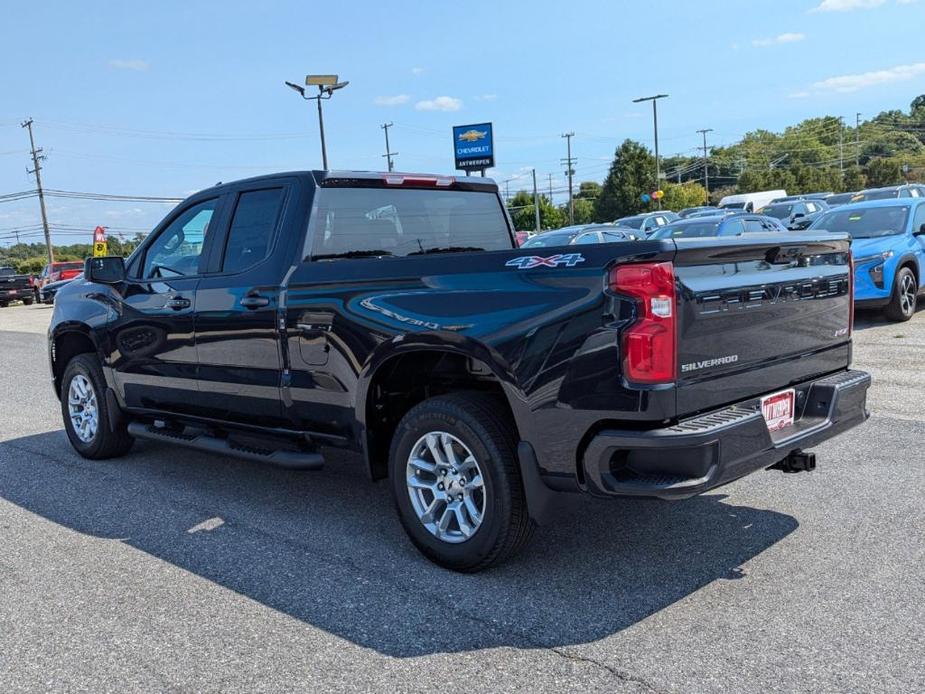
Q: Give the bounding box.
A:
[719,190,787,213]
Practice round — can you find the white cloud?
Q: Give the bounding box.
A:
[414,96,462,112]
[411,67,425,75]
[752,32,806,47]
[788,90,812,99]
[808,0,921,10]
[811,62,925,92]
[373,94,410,106]
[475,94,497,101]
[108,58,149,71]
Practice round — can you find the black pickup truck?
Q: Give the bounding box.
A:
[49,171,871,571]
[0,266,35,307]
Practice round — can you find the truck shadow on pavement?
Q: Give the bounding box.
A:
[0,430,798,658]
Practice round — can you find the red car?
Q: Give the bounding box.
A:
[36,261,84,293]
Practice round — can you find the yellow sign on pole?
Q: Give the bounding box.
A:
[93,241,108,257]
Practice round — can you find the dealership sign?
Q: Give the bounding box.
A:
[452,122,494,171]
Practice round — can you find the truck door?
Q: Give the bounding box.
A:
[111,196,224,414]
[194,184,291,426]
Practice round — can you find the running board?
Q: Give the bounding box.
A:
[127,422,324,470]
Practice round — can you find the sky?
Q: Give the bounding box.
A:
[2,0,925,245]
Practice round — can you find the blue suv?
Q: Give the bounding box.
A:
[809,199,925,321]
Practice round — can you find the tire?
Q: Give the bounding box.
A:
[0,303,7,308]
[60,353,134,459]
[885,266,917,322]
[22,297,33,306]
[389,392,534,572]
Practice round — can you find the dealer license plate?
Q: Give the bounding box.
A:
[761,389,795,432]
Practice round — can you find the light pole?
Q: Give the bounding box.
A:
[632,94,668,208]
[285,74,349,170]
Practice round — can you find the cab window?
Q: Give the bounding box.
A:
[221,188,285,274]
[142,199,217,278]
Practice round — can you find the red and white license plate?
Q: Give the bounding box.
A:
[761,389,795,432]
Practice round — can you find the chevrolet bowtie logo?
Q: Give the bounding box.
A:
[457,129,487,142]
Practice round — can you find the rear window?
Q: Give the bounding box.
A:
[521,232,575,248]
[856,189,898,202]
[760,204,794,219]
[55,262,84,270]
[616,216,644,229]
[721,202,746,209]
[310,188,512,259]
[649,222,720,239]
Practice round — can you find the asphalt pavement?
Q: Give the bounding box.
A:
[0,303,923,693]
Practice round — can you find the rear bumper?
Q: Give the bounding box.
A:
[581,369,871,500]
[2,288,33,301]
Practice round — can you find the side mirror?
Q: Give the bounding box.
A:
[914,223,925,237]
[85,256,125,284]
[792,212,805,220]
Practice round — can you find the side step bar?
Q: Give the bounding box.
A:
[127,422,324,470]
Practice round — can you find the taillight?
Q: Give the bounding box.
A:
[847,250,854,336]
[610,261,677,384]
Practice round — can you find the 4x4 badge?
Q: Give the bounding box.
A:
[505,253,586,269]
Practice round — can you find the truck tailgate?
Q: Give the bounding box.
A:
[673,233,852,417]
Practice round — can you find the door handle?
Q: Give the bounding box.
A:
[240,295,270,309]
[165,296,191,310]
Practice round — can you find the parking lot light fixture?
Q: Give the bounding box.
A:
[285,74,349,170]
[632,94,669,208]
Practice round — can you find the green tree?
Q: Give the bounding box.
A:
[594,140,655,221]
[507,191,566,231]
[865,158,903,187]
[661,182,709,211]
[570,198,596,224]
[576,181,602,200]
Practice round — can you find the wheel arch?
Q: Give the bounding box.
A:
[356,338,531,481]
[50,325,100,398]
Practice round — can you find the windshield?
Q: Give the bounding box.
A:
[721,202,746,209]
[521,232,574,248]
[311,188,512,259]
[826,193,854,206]
[615,217,644,229]
[0,267,14,276]
[812,206,909,238]
[759,204,794,220]
[649,222,720,239]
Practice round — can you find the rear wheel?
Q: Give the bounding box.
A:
[389,392,534,572]
[22,297,34,306]
[61,354,134,459]
[885,266,917,322]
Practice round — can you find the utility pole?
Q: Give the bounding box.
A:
[561,132,576,224]
[696,128,713,203]
[547,173,553,202]
[381,122,397,172]
[21,118,53,265]
[504,180,510,202]
[632,94,669,209]
[855,112,861,167]
[532,169,541,232]
[838,116,845,173]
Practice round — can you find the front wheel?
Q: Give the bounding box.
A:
[61,354,134,459]
[885,266,917,322]
[22,297,34,306]
[389,392,534,572]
